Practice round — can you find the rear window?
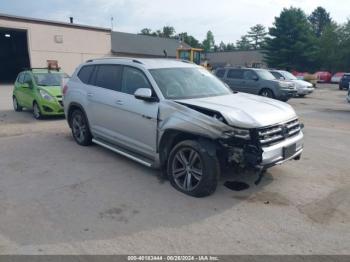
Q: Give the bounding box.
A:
[93,65,123,91]
[215,69,226,78]
[78,66,95,84]
[227,69,244,79]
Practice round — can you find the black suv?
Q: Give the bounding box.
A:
[215,67,297,101]
[339,73,350,90]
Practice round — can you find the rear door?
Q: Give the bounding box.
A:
[225,69,244,92]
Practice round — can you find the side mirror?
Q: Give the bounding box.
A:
[134,88,156,102]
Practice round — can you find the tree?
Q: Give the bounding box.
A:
[225,43,236,51]
[236,35,252,50]
[247,24,267,49]
[309,7,332,37]
[139,28,153,35]
[264,7,317,71]
[178,32,202,48]
[162,26,176,38]
[202,31,215,51]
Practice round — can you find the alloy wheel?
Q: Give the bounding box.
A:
[72,113,87,144]
[172,148,203,191]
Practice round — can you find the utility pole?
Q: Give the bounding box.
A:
[111,17,114,31]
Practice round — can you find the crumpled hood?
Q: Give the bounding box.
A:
[177,93,297,128]
[38,86,62,97]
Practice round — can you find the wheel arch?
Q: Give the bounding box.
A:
[158,129,220,168]
[67,102,89,129]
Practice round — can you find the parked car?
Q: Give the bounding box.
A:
[214,67,297,101]
[13,68,67,119]
[63,58,304,197]
[270,70,314,97]
[339,73,350,90]
[331,72,345,83]
[315,71,332,83]
[293,72,317,86]
[347,89,350,103]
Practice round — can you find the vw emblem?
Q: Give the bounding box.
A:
[281,125,289,138]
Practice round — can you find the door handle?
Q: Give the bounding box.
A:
[87,93,93,97]
[115,100,124,105]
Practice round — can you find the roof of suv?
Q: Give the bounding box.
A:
[86,57,199,70]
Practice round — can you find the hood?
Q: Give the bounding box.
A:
[292,79,313,88]
[38,86,62,97]
[177,93,297,129]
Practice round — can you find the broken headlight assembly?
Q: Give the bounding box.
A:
[224,127,251,140]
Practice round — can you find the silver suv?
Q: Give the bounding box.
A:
[63,58,304,197]
[215,67,297,101]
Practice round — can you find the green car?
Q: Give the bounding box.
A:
[12,68,67,119]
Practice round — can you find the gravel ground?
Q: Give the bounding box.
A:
[0,83,349,255]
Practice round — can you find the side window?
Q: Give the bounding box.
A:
[17,73,24,84]
[271,71,282,79]
[227,69,243,79]
[94,65,123,91]
[23,73,32,84]
[121,67,152,95]
[244,70,257,80]
[215,69,226,78]
[78,66,95,84]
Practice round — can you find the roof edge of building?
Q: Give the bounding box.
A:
[0,13,111,32]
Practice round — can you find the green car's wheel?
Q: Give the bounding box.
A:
[13,96,22,112]
[33,102,42,119]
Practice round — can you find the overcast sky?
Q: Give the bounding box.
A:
[0,0,349,43]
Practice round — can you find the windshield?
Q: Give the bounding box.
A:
[34,73,67,86]
[150,67,232,100]
[281,71,297,80]
[255,70,276,80]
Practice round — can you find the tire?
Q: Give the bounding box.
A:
[299,94,306,98]
[339,86,343,90]
[33,102,42,119]
[70,109,92,146]
[13,96,22,112]
[167,140,220,197]
[259,88,274,98]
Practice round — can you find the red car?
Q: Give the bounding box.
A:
[315,71,332,83]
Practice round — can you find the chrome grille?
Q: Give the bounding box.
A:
[258,119,301,146]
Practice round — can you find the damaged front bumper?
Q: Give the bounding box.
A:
[220,124,304,170]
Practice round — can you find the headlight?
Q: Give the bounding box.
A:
[224,127,251,140]
[279,82,295,89]
[39,89,53,101]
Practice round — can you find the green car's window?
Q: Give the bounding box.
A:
[33,73,66,86]
[17,73,25,84]
[23,73,32,84]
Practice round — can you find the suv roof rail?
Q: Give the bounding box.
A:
[85,57,144,65]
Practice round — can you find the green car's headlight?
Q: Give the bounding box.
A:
[224,127,251,140]
[39,89,53,101]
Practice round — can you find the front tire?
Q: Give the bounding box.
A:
[13,96,22,112]
[33,102,42,119]
[71,109,92,146]
[167,140,219,197]
[260,88,274,98]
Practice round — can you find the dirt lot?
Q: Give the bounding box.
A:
[0,83,349,255]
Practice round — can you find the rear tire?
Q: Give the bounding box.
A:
[13,96,22,112]
[167,140,219,197]
[33,102,42,119]
[339,86,343,90]
[70,109,92,146]
[259,88,274,98]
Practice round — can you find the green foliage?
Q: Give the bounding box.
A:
[202,31,215,52]
[309,7,332,37]
[264,7,317,71]
[247,24,267,49]
[178,32,202,48]
[236,35,252,50]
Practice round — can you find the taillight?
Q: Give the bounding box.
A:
[62,84,68,96]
